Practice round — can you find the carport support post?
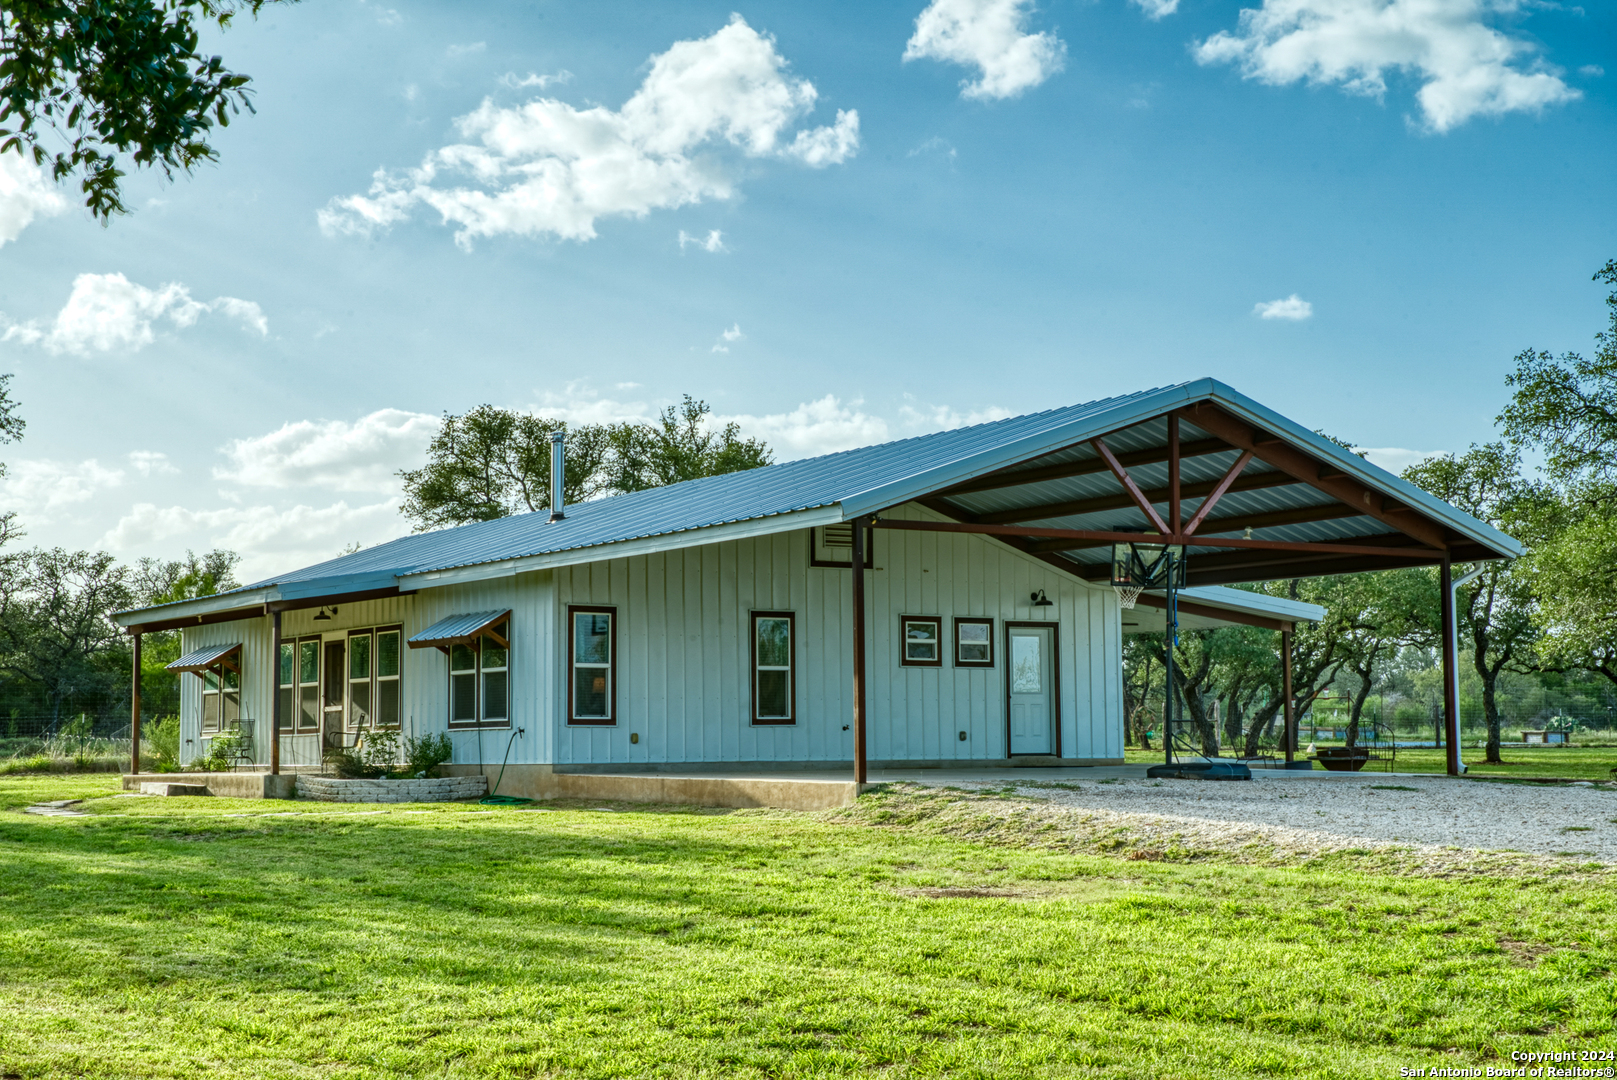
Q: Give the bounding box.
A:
[1281,628,1294,763]
[271,610,282,775]
[851,517,869,787]
[130,632,142,776]
[1440,557,1460,776]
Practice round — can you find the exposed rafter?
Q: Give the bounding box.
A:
[1018,500,1368,554]
[1091,437,1169,534]
[964,468,1300,527]
[935,437,1231,497]
[871,518,1442,560]
[1180,403,1449,550]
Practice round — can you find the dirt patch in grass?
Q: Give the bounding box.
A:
[899,886,1025,899]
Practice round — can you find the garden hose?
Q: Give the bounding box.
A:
[479,727,533,805]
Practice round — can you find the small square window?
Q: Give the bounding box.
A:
[954,617,995,668]
[899,616,942,668]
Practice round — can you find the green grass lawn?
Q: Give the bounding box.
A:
[1124,745,1617,781]
[1,775,1613,1079]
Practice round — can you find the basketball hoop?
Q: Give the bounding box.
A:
[1109,537,1186,593]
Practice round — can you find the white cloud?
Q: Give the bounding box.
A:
[899,399,1015,430]
[678,228,727,252]
[447,42,486,57]
[101,500,404,583]
[214,408,440,493]
[1131,0,1180,18]
[499,70,573,90]
[903,0,1067,101]
[1,458,125,524]
[320,16,859,247]
[530,385,1022,461]
[1195,0,1579,133]
[1362,446,1439,473]
[1581,65,1604,78]
[1254,294,1313,320]
[712,323,744,352]
[908,136,959,162]
[0,151,66,247]
[718,395,892,458]
[128,451,179,477]
[0,273,267,355]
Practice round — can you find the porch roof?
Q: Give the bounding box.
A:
[1122,586,1326,634]
[166,642,241,673]
[113,378,1520,633]
[408,610,511,650]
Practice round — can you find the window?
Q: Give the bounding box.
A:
[297,638,320,731]
[278,642,294,732]
[201,659,241,733]
[376,629,401,727]
[899,615,942,668]
[751,611,795,724]
[346,626,404,730]
[448,619,509,728]
[568,606,615,725]
[349,631,371,729]
[954,617,995,668]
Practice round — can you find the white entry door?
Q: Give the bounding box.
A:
[1008,626,1054,755]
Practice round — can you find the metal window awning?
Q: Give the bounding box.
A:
[407,610,510,651]
[166,643,242,673]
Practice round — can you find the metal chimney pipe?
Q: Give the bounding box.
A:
[548,431,566,522]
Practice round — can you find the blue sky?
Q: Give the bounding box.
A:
[0,0,1610,579]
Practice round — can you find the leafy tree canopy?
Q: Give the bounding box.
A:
[399,397,773,533]
[0,0,280,221]
[1499,260,1617,485]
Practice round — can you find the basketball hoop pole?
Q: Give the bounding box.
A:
[1163,549,1177,767]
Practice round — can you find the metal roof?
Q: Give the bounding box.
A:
[407,610,511,649]
[166,642,241,672]
[114,379,1521,628]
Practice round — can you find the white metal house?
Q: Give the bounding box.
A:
[115,380,1519,791]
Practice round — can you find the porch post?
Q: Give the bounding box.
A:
[1281,627,1294,763]
[130,632,142,776]
[270,610,282,775]
[850,517,868,787]
[1440,557,1460,776]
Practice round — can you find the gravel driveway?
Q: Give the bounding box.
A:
[919,773,1617,865]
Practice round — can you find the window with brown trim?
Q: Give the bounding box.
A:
[751,611,795,724]
[346,626,404,730]
[899,615,942,667]
[954,617,995,668]
[448,618,511,729]
[201,664,241,733]
[568,606,615,725]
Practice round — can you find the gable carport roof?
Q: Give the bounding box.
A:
[113,378,1519,633]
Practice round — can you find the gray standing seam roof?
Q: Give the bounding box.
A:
[114,379,1521,626]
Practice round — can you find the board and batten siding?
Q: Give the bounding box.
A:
[553,502,1123,766]
[175,572,557,769]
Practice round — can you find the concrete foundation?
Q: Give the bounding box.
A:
[121,772,297,799]
[438,765,860,810]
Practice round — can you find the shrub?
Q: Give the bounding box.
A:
[323,746,377,778]
[360,729,400,773]
[404,733,453,777]
[196,733,240,772]
[146,716,181,771]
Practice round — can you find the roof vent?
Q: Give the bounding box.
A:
[549,431,566,523]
